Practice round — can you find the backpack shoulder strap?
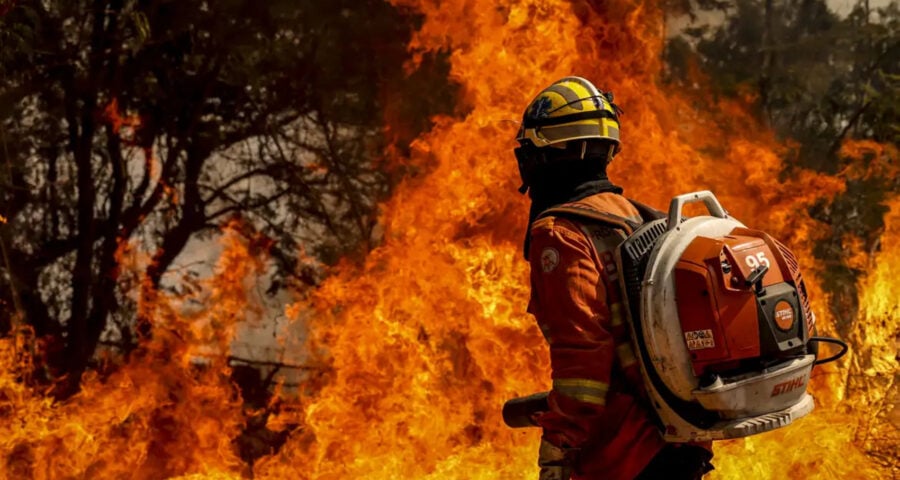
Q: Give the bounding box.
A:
[627,198,666,222]
[538,204,639,234]
[527,198,664,259]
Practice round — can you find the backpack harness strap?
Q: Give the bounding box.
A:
[626,199,666,223]
[539,206,638,235]
[538,198,662,234]
[527,198,665,260]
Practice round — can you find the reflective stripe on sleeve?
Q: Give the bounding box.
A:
[616,342,637,367]
[552,378,609,405]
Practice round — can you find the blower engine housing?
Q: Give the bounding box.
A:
[617,191,817,442]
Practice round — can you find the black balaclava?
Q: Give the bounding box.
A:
[522,141,622,258]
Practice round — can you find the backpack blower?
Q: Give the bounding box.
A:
[503,191,846,442]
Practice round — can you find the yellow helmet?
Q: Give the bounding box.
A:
[514,77,622,193]
[516,76,621,148]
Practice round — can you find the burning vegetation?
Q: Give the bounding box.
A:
[0,0,897,479]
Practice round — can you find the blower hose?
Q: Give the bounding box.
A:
[809,336,848,365]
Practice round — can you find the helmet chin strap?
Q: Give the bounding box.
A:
[516,140,618,195]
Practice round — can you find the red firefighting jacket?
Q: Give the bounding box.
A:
[528,192,666,479]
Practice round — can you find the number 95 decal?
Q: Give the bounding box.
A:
[745,252,770,269]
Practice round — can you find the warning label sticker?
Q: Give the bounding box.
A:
[684,329,715,350]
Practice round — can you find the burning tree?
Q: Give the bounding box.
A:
[0,0,455,395]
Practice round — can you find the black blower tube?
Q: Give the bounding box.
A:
[502,391,549,428]
[810,336,848,365]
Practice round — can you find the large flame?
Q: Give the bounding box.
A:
[257,0,893,478]
[1,225,261,478]
[1,0,896,479]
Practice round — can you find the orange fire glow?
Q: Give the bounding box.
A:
[1,0,897,479]
[1,224,261,478]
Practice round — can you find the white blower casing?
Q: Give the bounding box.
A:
[616,191,816,442]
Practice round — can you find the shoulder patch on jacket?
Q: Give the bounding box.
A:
[540,247,560,273]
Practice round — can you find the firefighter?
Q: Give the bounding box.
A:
[515,77,714,480]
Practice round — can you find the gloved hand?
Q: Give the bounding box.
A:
[538,439,573,480]
[539,465,572,480]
